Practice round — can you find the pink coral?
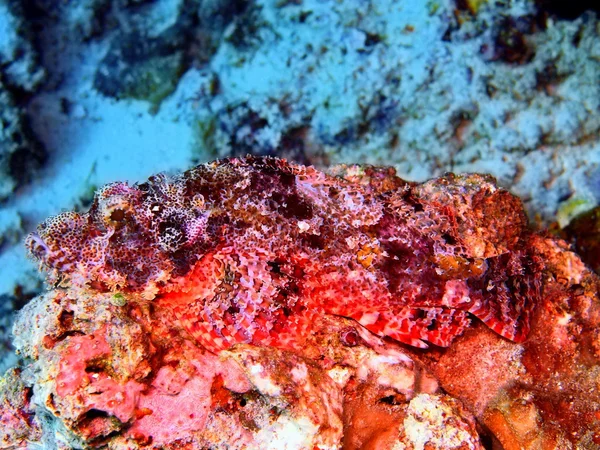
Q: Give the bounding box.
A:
[26,156,542,351]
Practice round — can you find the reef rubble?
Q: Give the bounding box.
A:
[2,157,600,449]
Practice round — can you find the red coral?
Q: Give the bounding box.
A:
[26,157,543,350]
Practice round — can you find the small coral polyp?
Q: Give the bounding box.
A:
[26,156,542,351]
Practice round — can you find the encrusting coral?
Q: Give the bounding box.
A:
[2,156,600,449]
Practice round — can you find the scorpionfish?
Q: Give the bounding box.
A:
[26,156,543,353]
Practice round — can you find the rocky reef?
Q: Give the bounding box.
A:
[1,157,599,449]
[0,0,47,203]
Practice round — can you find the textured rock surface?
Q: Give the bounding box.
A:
[92,0,247,111]
[0,82,47,202]
[421,237,600,448]
[0,0,47,202]
[0,0,45,92]
[562,206,600,275]
[2,157,600,448]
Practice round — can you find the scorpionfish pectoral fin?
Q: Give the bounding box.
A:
[465,251,543,343]
[354,307,471,348]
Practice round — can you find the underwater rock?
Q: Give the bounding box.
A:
[536,0,600,20]
[209,103,316,166]
[0,0,45,92]
[0,81,47,202]
[0,1,47,202]
[0,367,42,448]
[204,1,600,224]
[94,0,248,111]
[0,293,18,374]
[24,0,111,41]
[94,29,188,110]
[562,206,600,275]
[2,157,600,448]
[93,0,192,108]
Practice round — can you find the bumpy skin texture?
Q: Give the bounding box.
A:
[26,156,542,351]
[5,157,600,448]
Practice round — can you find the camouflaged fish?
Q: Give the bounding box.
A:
[27,156,543,352]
